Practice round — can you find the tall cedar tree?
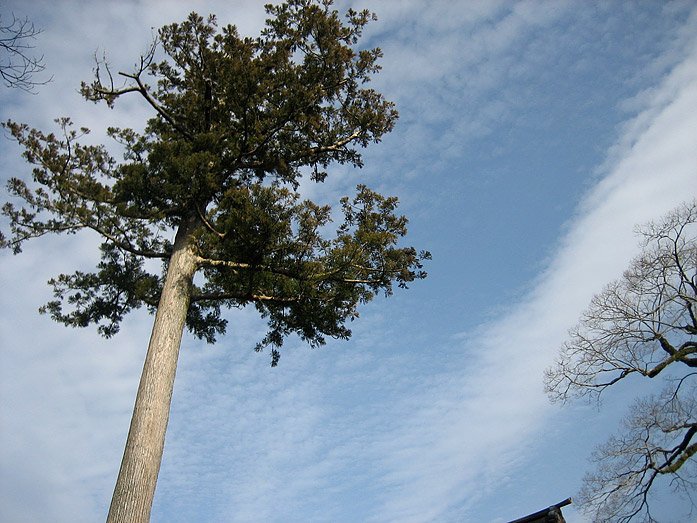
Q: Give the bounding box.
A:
[0,2,429,521]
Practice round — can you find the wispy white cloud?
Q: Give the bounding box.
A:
[358,13,697,522]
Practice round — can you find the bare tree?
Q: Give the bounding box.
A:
[545,200,697,522]
[0,13,50,91]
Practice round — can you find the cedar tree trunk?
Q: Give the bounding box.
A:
[107,217,199,523]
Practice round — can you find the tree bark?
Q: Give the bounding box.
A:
[107,216,199,523]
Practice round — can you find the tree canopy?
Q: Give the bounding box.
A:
[1,3,429,365]
[545,200,697,522]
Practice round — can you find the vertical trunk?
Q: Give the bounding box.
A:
[107,217,199,523]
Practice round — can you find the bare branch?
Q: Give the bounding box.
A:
[0,13,51,91]
[83,42,195,141]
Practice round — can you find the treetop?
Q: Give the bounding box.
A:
[1,1,429,364]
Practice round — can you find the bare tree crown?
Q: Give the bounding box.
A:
[545,200,697,522]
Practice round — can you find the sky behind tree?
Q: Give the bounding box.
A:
[1,1,696,522]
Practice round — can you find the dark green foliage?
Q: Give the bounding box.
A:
[40,243,162,338]
[1,1,429,364]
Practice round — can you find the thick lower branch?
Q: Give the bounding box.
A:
[657,426,697,474]
[194,255,384,287]
[647,344,697,377]
[303,130,361,156]
[191,292,299,304]
[656,334,677,356]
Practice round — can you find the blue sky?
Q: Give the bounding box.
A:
[1,1,696,522]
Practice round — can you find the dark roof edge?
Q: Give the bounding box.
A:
[506,498,573,523]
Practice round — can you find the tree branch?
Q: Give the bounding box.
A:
[0,13,51,91]
[194,254,385,286]
[86,45,194,141]
[191,291,299,303]
[115,71,194,141]
[647,344,697,377]
[657,426,697,474]
[193,255,298,278]
[196,205,225,239]
[655,333,677,356]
